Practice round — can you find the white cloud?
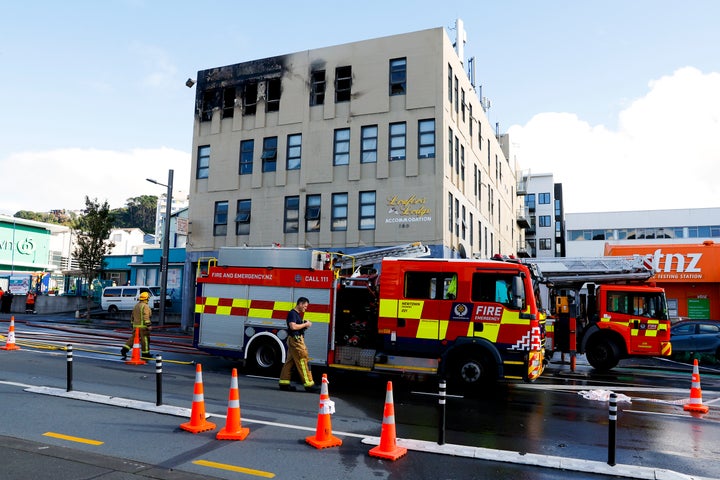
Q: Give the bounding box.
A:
[1,147,190,214]
[509,67,720,213]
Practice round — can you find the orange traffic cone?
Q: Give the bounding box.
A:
[180,363,216,433]
[684,359,709,414]
[369,381,407,461]
[125,328,146,365]
[306,374,342,449]
[1,316,20,351]
[217,368,249,440]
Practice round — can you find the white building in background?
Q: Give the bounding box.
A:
[153,191,189,247]
[107,228,154,255]
[565,207,720,257]
[517,172,566,258]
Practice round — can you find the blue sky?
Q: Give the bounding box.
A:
[2,1,719,214]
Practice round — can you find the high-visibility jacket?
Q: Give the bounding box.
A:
[131,301,152,329]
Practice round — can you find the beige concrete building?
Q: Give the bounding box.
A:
[186,24,523,261]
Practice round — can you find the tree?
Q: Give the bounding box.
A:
[111,195,158,233]
[73,197,115,318]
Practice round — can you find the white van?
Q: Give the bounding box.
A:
[101,286,170,313]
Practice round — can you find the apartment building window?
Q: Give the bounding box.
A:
[470,212,474,247]
[448,127,453,167]
[539,192,551,204]
[539,215,551,227]
[447,64,453,103]
[239,140,253,175]
[526,193,536,210]
[286,134,302,170]
[305,194,321,232]
[418,119,435,158]
[361,125,378,163]
[454,136,459,175]
[261,137,277,172]
[389,57,406,95]
[454,76,458,114]
[197,145,210,179]
[473,165,478,197]
[448,193,453,233]
[335,66,352,102]
[331,193,348,231]
[460,145,465,181]
[555,199,562,218]
[389,122,406,160]
[359,191,376,230]
[310,70,325,106]
[454,198,459,237]
[213,201,228,236]
[222,87,235,118]
[235,199,251,235]
[284,196,299,233]
[469,104,473,137]
[201,89,216,122]
[266,78,281,112]
[461,89,466,122]
[333,128,350,165]
[539,238,552,250]
[243,81,258,116]
[461,205,467,240]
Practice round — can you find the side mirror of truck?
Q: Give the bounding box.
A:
[512,276,526,310]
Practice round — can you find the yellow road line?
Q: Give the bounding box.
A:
[43,431,103,446]
[193,459,275,478]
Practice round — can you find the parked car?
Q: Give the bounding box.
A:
[101,286,171,313]
[670,320,720,360]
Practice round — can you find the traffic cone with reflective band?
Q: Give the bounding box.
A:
[125,328,146,365]
[684,359,709,414]
[1,316,20,351]
[180,364,216,433]
[306,374,342,449]
[216,368,249,440]
[369,381,407,461]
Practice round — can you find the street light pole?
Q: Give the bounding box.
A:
[146,169,174,327]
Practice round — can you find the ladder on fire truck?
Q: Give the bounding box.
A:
[316,242,431,273]
[527,255,656,288]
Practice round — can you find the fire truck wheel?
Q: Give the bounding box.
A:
[585,337,620,371]
[449,352,495,392]
[248,339,282,375]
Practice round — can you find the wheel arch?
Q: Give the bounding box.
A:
[245,331,287,363]
[438,337,504,380]
[580,324,628,357]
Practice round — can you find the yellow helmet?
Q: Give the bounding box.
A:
[139,292,150,301]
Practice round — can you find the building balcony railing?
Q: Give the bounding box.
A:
[516,240,535,258]
[516,208,530,229]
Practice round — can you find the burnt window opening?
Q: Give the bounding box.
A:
[222,87,236,118]
[310,70,325,106]
[201,89,218,122]
[335,66,352,103]
[243,81,258,116]
[389,58,406,96]
[266,78,281,112]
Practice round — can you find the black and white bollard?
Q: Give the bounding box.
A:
[438,378,447,445]
[155,355,163,406]
[608,392,617,466]
[66,344,73,392]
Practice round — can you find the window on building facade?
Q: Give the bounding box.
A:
[539,192,551,204]
[261,137,277,172]
[305,194,321,232]
[197,145,210,179]
[461,89,465,122]
[454,76,459,114]
[333,128,350,165]
[239,139,253,175]
[200,89,216,122]
[284,196,299,233]
[266,78,281,112]
[418,119,435,158]
[460,145,465,181]
[389,122,406,160]
[447,64,453,103]
[213,201,228,236]
[286,134,302,170]
[389,57,406,95]
[454,136,459,175]
[331,193,348,231]
[461,205,466,240]
[243,81,258,115]
[359,191,376,230]
[539,215,551,227]
[469,212,474,247]
[361,125,378,163]
[448,127,453,167]
[222,87,235,118]
[526,193,536,210]
[310,70,326,106]
[469,104,473,137]
[335,66,352,102]
[455,198,460,237]
[235,199,251,235]
[448,193,453,233]
[555,199,562,218]
[539,238,552,250]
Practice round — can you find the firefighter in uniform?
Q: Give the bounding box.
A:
[278,297,318,392]
[120,291,152,359]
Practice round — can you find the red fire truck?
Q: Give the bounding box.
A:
[531,256,672,370]
[193,244,546,390]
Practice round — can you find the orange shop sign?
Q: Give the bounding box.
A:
[604,242,720,283]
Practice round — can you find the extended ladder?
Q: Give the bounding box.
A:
[320,242,431,271]
[527,255,655,287]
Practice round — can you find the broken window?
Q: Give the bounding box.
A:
[201,89,217,122]
[389,58,406,95]
[243,81,258,116]
[266,78,281,112]
[222,87,236,118]
[310,70,325,106]
[335,66,352,103]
